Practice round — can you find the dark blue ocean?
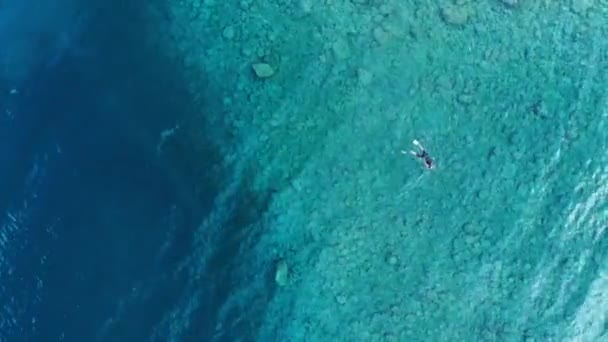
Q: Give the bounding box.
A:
[0,1,238,341]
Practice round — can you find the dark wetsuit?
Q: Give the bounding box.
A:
[416,150,434,169]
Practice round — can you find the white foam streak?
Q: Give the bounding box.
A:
[565,169,607,236]
[517,150,608,331]
[569,269,608,341]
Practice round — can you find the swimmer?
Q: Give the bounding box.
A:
[401,139,435,169]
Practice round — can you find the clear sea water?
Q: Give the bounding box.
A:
[1,1,224,341]
[2,0,608,341]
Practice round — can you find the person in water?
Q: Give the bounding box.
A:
[402,139,434,169]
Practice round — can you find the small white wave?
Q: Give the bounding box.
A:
[565,168,608,235]
[517,160,608,337]
[0,149,55,338]
[569,269,608,341]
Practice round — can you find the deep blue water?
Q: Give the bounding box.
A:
[0,1,224,340]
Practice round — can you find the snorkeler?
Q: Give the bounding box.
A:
[401,139,435,169]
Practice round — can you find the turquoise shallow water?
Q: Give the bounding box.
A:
[180,1,608,340]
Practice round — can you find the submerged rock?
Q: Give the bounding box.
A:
[252,62,275,78]
[500,0,518,7]
[440,4,473,26]
[572,0,593,14]
[275,259,289,286]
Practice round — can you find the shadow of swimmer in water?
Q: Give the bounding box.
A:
[402,139,435,170]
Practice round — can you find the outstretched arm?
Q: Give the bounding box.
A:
[401,150,419,156]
